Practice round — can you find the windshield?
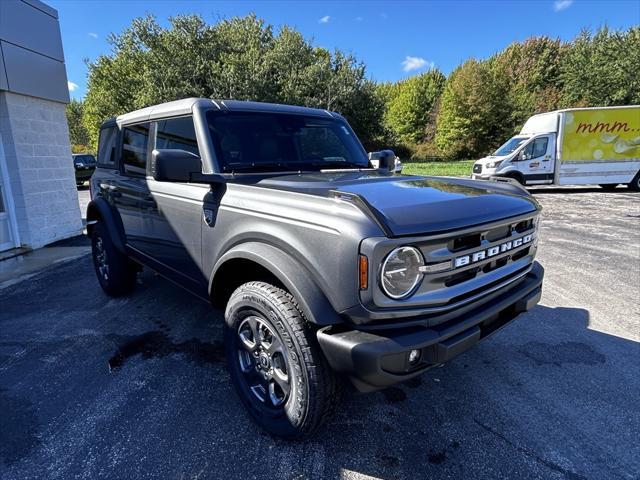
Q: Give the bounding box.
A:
[494,137,527,156]
[206,111,369,172]
[74,155,95,164]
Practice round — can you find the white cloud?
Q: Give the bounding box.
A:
[88,32,98,39]
[380,12,389,19]
[553,0,573,11]
[401,56,434,72]
[67,81,78,92]
[319,15,330,24]
[355,16,363,22]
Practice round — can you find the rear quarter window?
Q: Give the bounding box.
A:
[97,126,118,168]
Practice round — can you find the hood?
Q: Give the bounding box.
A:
[477,154,511,165]
[257,171,539,236]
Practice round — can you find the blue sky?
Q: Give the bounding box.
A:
[49,0,640,100]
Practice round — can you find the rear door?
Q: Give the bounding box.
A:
[113,122,155,253]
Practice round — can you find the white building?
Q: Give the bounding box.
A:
[0,0,82,253]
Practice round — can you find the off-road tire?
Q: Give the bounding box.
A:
[91,222,136,296]
[599,184,619,191]
[628,172,640,192]
[224,281,340,439]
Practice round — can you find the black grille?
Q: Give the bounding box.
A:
[442,218,536,291]
[472,164,482,174]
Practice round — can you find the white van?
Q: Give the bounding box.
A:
[471,106,640,190]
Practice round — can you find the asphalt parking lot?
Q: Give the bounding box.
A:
[1,186,639,480]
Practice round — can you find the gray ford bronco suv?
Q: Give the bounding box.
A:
[87,98,544,438]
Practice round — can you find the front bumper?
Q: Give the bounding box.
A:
[317,262,543,392]
[471,173,494,180]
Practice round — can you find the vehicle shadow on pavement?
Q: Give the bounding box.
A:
[1,259,639,479]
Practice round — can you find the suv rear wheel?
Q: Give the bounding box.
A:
[91,222,137,296]
[628,172,640,192]
[224,281,339,439]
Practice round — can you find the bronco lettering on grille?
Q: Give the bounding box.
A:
[453,234,533,269]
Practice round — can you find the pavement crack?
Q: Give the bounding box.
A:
[473,419,587,480]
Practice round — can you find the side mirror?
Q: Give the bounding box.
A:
[151,149,202,182]
[517,150,525,161]
[368,150,397,172]
[150,149,225,185]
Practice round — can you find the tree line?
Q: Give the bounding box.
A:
[68,15,639,161]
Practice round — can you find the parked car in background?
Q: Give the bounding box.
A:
[73,153,96,186]
[472,106,640,191]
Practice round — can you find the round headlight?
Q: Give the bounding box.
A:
[380,246,425,299]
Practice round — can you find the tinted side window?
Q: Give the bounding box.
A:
[122,124,150,176]
[523,137,549,160]
[97,126,117,167]
[532,137,548,158]
[156,117,199,155]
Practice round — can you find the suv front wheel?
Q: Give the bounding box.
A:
[224,281,339,439]
[91,222,137,296]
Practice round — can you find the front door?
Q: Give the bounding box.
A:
[144,116,206,294]
[0,133,19,252]
[518,134,555,182]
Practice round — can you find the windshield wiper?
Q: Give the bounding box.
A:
[223,160,368,173]
[224,162,299,173]
[310,161,367,170]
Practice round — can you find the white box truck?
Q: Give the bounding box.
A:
[471,106,640,191]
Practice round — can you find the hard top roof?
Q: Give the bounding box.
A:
[109,98,340,127]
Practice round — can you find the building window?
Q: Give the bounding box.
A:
[122,124,150,176]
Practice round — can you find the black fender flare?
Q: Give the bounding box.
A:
[210,242,341,326]
[86,197,127,253]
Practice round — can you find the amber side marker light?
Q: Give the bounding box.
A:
[359,255,369,290]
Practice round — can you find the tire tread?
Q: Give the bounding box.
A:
[227,281,340,438]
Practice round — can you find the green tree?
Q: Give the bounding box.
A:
[66,98,91,152]
[560,26,640,107]
[490,36,564,134]
[435,59,510,159]
[384,69,446,145]
[83,14,383,150]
